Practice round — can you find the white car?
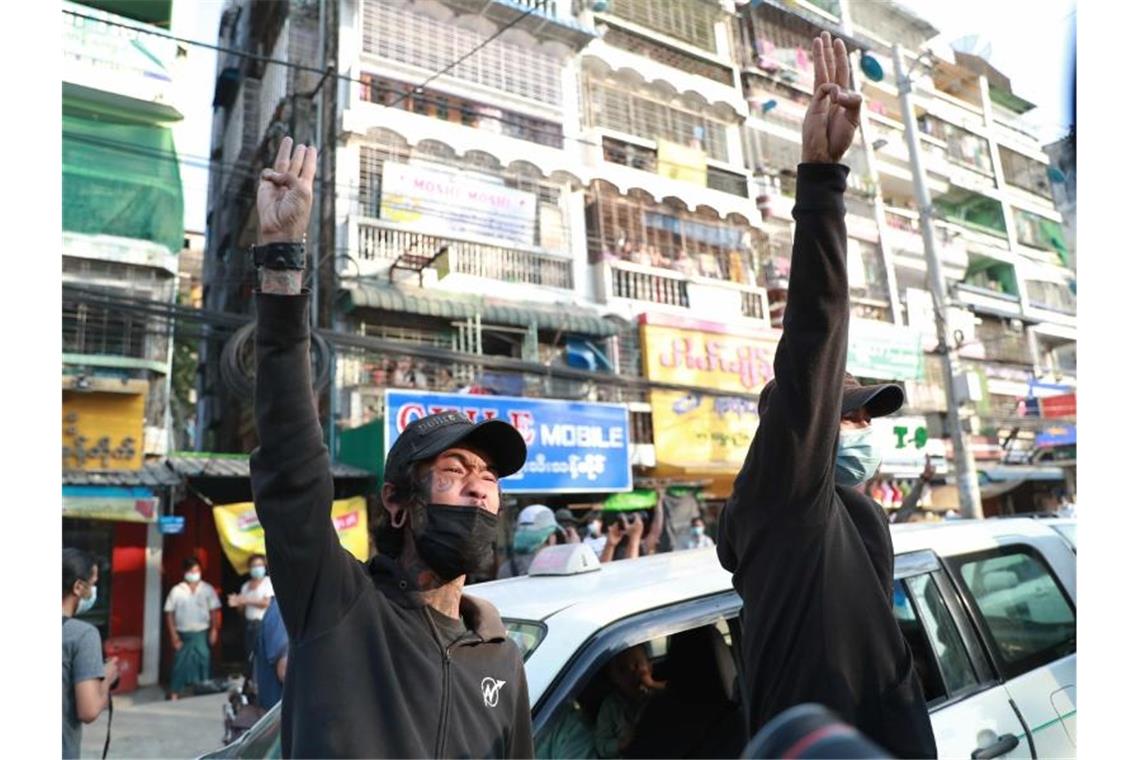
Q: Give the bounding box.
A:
[205,518,1075,759]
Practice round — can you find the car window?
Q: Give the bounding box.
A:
[535,614,746,759]
[504,619,546,661]
[949,546,1076,679]
[892,579,947,704]
[906,574,978,698]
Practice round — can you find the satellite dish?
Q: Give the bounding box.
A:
[860,53,884,83]
[1047,166,1066,183]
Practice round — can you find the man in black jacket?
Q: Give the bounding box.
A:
[250,137,534,758]
[716,33,938,758]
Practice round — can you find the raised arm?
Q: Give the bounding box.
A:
[249,138,364,641]
[720,34,862,560]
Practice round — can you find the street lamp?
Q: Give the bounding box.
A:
[892,43,983,519]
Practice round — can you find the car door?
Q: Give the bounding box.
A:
[945,541,1077,756]
[893,551,1031,758]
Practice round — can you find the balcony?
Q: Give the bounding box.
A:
[422,0,594,48]
[597,259,770,324]
[353,218,574,290]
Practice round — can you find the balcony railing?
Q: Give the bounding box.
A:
[356,218,574,289]
[599,260,769,322]
[606,260,690,307]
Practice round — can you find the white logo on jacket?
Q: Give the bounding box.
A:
[481,677,507,707]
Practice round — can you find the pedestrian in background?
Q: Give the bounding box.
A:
[164,556,222,700]
[499,505,562,578]
[62,548,119,760]
[227,553,275,677]
[682,516,715,550]
[254,597,289,709]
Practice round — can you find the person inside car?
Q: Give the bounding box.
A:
[250,136,533,758]
[594,644,667,758]
[715,33,937,758]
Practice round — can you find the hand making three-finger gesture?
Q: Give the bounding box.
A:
[257,136,318,247]
[801,31,863,165]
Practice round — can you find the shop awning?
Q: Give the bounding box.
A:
[63,462,181,488]
[341,282,624,337]
[978,465,1066,483]
[166,454,373,481]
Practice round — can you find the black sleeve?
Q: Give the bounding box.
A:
[719,164,850,569]
[249,294,366,642]
[507,648,535,758]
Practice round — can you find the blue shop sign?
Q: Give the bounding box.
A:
[384,390,632,493]
[158,515,186,534]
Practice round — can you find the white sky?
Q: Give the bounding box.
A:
[168,0,1078,232]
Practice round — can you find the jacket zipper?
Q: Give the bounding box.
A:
[424,609,452,758]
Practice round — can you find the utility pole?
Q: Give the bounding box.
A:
[892,43,983,519]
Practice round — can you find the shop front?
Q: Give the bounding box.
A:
[63,378,177,691]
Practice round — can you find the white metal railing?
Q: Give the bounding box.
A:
[604,260,690,307]
[601,260,769,321]
[356,218,573,289]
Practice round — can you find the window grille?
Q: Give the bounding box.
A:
[607,0,721,52]
[601,24,733,84]
[999,147,1052,199]
[362,0,562,105]
[587,184,763,285]
[359,74,563,149]
[584,79,730,162]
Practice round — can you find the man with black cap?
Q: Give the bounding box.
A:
[249,135,534,757]
[716,33,937,758]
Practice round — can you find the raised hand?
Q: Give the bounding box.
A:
[801,32,863,164]
[257,136,317,245]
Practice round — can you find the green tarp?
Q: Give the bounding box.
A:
[62,111,183,252]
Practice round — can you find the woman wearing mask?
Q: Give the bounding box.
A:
[227,554,275,677]
[682,516,715,550]
[163,557,222,700]
[62,548,119,759]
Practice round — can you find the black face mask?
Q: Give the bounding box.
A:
[413,504,499,582]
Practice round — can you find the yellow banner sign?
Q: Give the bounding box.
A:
[62,387,146,471]
[212,497,370,572]
[641,321,779,467]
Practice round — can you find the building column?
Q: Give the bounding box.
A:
[138,521,164,686]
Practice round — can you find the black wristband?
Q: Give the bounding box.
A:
[252,242,306,270]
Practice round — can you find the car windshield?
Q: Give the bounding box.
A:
[504,619,546,660]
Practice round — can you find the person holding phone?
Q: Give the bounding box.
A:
[62,548,119,760]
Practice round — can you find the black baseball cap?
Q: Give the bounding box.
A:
[757,373,905,419]
[384,411,527,482]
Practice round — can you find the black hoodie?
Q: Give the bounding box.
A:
[716,164,937,758]
[250,294,534,759]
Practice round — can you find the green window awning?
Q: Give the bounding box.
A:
[341,282,624,337]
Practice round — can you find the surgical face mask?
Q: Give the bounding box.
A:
[691,525,705,538]
[249,566,267,580]
[185,572,201,584]
[76,584,97,615]
[588,520,602,538]
[835,426,882,486]
[413,504,498,582]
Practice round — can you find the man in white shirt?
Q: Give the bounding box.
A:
[164,557,222,700]
[228,553,275,676]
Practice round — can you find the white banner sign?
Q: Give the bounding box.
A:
[380,162,537,247]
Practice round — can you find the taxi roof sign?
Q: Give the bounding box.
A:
[528,544,601,577]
